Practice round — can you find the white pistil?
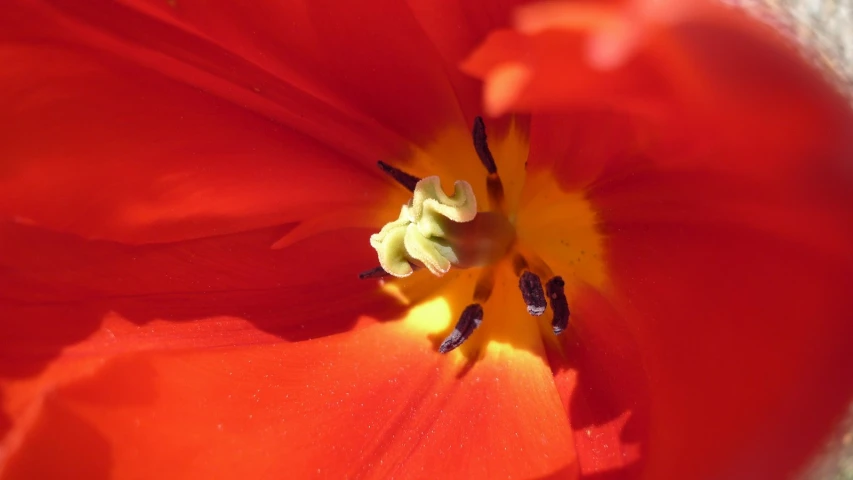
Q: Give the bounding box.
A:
[369,176,514,278]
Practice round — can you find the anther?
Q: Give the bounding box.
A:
[471,117,506,212]
[472,116,497,174]
[439,303,484,353]
[377,160,420,192]
[359,264,421,279]
[518,271,547,316]
[546,276,570,335]
[358,266,391,279]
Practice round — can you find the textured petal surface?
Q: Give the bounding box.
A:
[1,319,578,480]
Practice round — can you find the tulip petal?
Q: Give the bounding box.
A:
[464,2,853,477]
[588,164,853,479]
[462,26,671,119]
[2,321,579,479]
[462,0,853,156]
[523,76,853,480]
[0,28,400,242]
[0,221,399,379]
[405,0,531,123]
[546,286,649,478]
[5,0,504,242]
[530,107,853,479]
[115,0,475,138]
[12,0,479,153]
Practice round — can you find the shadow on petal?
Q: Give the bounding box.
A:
[546,285,650,479]
[1,397,112,480]
[0,221,407,380]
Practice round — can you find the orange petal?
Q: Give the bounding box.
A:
[2,321,578,479]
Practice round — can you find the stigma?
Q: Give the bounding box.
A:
[369,176,515,277]
[362,117,572,354]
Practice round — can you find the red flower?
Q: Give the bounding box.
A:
[2,0,852,479]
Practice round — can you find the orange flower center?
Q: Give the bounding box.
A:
[365,118,608,361]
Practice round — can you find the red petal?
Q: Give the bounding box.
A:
[113,0,475,137]
[462,26,670,117]
[10,0,488,150]
[466,2,853,477]
[531,107,853,479]
[0,11,395,242]
[0,221,397,379]
[588,162,853,479]
[462,0,852,159]
[405,0,531,124]
[3,322,578,479]
[5,0,503,243]
[546,286,649,478]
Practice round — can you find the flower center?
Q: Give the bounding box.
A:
[363,117,574,354]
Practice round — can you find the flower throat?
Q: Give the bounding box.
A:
[361,117,570,353]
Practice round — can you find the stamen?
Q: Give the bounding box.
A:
[546,276,570,335]
[439,303,484,353]
[472,116,497,174]
[377,160,420,192]
[473,266,496,303]
[519,271,547,316]
[514,247,555,280]
[486,174,506,213]
[471,117,506,212]
[358,266,390,279]
[511,253,529,276]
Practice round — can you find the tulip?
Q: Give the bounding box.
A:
[1,0,851,479]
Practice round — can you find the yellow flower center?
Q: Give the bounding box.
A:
[365,117,607,361]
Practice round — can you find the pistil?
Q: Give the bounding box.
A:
[368,176,515,278]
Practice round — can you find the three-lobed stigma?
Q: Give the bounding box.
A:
[361,117,571,353]
[369,176,477,277]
